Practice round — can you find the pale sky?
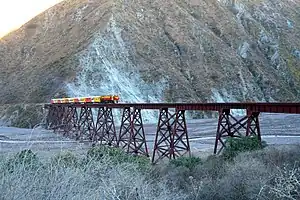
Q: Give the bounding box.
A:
[0,0,63,38]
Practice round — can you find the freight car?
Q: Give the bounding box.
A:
[50,95,120,104]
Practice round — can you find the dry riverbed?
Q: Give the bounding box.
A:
[1,113,300,160]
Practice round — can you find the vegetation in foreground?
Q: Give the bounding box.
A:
[0,138,300,200]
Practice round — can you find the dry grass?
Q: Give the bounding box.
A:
[0,148,185,200]
[1,145,300,200]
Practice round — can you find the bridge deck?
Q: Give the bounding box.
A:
[45,102,300,114]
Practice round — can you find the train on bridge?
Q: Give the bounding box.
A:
[50,95,120,104]
[45,96,300,163]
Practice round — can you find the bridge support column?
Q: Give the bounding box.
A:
[76,106,95,141]
[46,105,56,129]
[117,107,149,156]
[246,110,261,140]
[92,107,105,143]
[62,106,78,138]
[152,109,190,164]
[117,107,131,149]
[172,110,191,157]
[214,109,262,154]
[53,106,66,134]
[93,107,117,146]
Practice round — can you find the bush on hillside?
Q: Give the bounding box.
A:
[222,136,267,160]
[0,149,185,200]
[4,149,41,173]
[86,145,151,170]
[169,156,202,171]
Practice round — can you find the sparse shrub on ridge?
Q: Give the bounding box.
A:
[87,145,124,161]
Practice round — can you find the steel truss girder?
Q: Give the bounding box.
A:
[152,108,190,164]
[214,109,261,154]
[117,107,149,156]
[92,107,117,146]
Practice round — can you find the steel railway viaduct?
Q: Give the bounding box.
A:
[44,102,300,163]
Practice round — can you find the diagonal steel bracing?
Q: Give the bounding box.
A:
[62,106,78,138]
[173,110,191,158]
[117,107,131,149]
[152,108,190,164]
[103,107,118,146]
[214,109,261,154]
[152,108,175,163]
[128,108,149,156]
[246,110,261,140]
[93,107,106,143]
[76,106,95,141]
[93,107,117,146]
[51,106,66,134]
[117,107,149,156]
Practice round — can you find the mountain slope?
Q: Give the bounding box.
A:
[1,0,300,108]
[0,0,113,103]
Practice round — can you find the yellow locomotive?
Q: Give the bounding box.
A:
[50,95,120,104]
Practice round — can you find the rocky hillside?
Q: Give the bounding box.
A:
[1,0,300,106]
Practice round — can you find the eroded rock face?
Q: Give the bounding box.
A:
[1,0,300,108]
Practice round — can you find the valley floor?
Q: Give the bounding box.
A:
[1,113,300,159]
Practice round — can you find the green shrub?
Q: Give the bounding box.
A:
[86,146,150,170]
[51,151,79,168]
[87,145,124,161]
[223,136,267,160]
[169,156,202,170]
[5,149,41,172]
